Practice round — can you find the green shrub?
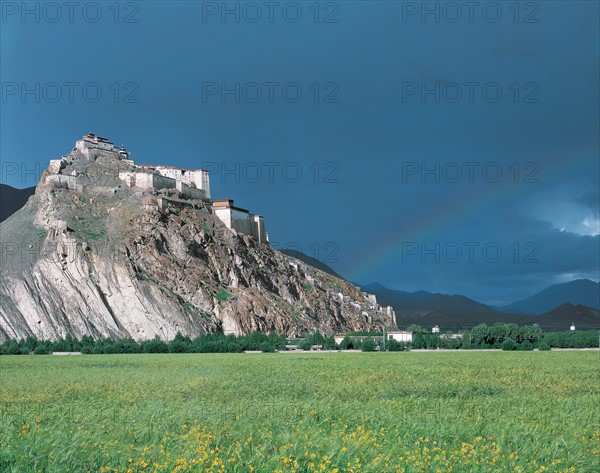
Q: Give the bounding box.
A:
[115,338,142,354]
[268,332,287,350]
[33,344,49,355]
[502,338,517,351]
[202,223,213,235]
[240,332,270,351]
[225,342,243,353]
[94,339,119,354]
[425,335,440,349]
[142,337,169,354]
[259,342,275,353]
[51,334,81,352]
[22,336,38,353]
[361,338,377,352]
[387,339,410,351]
[169,333,191,353]
[322,337,336,350]
[519,340,533,351]
[168,340,188,353]
[215,288,231,301]
[538,341,551,351]
[198,341,226,353]
[542,330,598,348]
[80,335,95,353]
[412,333,426,349]
[1,340,21,355]
[299,332,326,350]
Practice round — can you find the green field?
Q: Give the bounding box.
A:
[1,352,598,472]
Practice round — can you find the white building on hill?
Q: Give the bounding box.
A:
[50,134,270,243]
[74,132,130,161]
[212,199,267,244]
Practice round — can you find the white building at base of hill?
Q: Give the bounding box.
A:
[386,331,413,343]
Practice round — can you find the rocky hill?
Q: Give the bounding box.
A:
[0,138,384,341]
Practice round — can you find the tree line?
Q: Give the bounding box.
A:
[406,323,598,350]
[0,323,597,355]
[0,332,287,355]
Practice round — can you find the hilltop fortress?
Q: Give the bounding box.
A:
[45,133,267,243]
[0,133,393,342]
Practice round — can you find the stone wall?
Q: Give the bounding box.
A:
[230,208,256,238]
[118,172,176,190]
[46,174,82,192]
[48,159,63,174]
[149,166,211,198]
[176,181,207,200]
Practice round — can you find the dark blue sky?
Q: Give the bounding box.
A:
[1,1,598,304]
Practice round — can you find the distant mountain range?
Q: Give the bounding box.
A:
[360,282,496,315]
[360,281,599,330]
[0,184,36,222]
[498,279,600,314]
[535,303,599,328]
[282,251,599,330]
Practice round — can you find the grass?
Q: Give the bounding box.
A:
[182,302,195,312]
[215,289,231,302]
[0,351,598,472]
[135,270,157,284]
[80,228,106,240]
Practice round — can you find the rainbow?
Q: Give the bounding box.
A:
[346,152,595,280]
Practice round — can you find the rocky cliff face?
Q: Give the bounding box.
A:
[0,147,384,341]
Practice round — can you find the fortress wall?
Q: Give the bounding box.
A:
[119,172,135,187]
[213,207,232,229]
[86,186,117,196]
[136,173,155,189]
[153,167,211,197]
[253,215,266,243]
[187,170,209,190]
[230,209,255,237]
[46,174,78,191]
[48,160,63,175]
[151,174,176,190]
[176,181,207,200]
[95,141,113,151]
[154,167,183,182]
[118,172,175,190]
[195,171,211,198]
